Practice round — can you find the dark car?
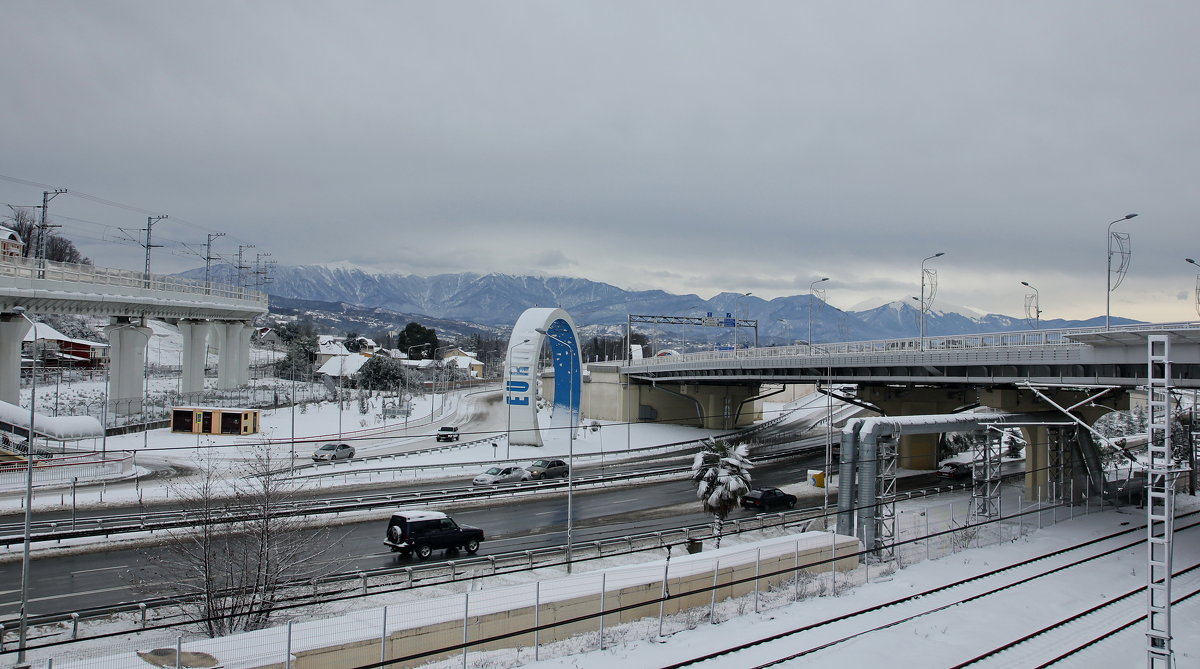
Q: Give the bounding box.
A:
[527,458,569,480]
[436,426,460,442]
[383,510,484,560]
[741,488,797,511]
[936,462,972,480]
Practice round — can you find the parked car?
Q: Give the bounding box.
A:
[312,442,355,461]
[936,462,972,480]
[436,426,460,442]
[527,458,569,480]
[740,487,797,511]
[472,465,531,485]
[383,510,484,560]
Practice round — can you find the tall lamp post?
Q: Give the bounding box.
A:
[733,292,751,350]
[504,338,529,459]
[808,277,829,351]
[1106,213,1138,329]
[12,306,37,666]
[919,252,945,351]
[1187,259,1200,319]
[536,328,577,573]
[1021,281,1042,330]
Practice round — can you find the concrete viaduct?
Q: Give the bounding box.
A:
[0,256,268,419]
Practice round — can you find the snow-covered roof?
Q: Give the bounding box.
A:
[316,354,370,377]
[23,322,108,348]
[318,340,349,356]
[0,400,104,440]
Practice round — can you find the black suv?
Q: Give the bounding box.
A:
[436,426,460,442]
[383,510,484,560]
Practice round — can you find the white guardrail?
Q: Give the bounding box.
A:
[0,255,267,306]
[626,321,1200,367]
[0,452,134,491]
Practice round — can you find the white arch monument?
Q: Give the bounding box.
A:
[504,308,581,447]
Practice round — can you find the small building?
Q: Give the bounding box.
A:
[171,406,260,435]
[0,225,25,257]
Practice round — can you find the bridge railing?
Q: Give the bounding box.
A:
[0,254,266,306]
[627,321,1200,367]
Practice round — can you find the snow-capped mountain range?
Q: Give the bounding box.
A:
[180,264,1137,343]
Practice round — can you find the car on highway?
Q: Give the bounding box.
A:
[527,458,569,480]
[383,510,484,560]
[472,465,531,485]
[740,487,797,511]
[436,426,460,442]
[936,461,972,480]
[312,442,355,461]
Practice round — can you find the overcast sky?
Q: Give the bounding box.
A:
[2,1,1198,322]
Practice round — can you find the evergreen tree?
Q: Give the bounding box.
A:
[690,438,753,548]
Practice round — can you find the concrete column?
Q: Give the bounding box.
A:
[1022,424,1050,501]
[177,319,211,395]
[216,321,245,390]
[238,322,254,385]
[0,315,32,406]
[106,320,151,416]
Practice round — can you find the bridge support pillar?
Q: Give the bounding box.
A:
[0,314,32,405]
[239,323,254,385]
[858,386,975,470]
[178,319,211,395]
[106,319,152,416]
[215,321,246,390]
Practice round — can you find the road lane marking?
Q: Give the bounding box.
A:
[71,565,129,576]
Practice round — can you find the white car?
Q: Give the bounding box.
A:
[312,443,355,461]
[472,465,531,485]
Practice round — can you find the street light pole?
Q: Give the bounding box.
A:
[808,277,829,351]
[733,292,751,350]
[1106,213,1138,329]
[504,338,530,459]
[12,306,37,666]
[1187,259,1200,319]
[1021,281,1042,330]
[536,328,577,573]
[919,252,944,351]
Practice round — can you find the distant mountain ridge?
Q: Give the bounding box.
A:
[182,264,1137,343]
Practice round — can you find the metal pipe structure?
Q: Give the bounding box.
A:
[1106,213,1138,329]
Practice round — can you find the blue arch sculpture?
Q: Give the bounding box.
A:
[504,307,581,447]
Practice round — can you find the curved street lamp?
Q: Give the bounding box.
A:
[1106,213,1138,329]
[733,292,751,350]
[12,306,37,665]
[535,328,577,573]
[1021,281,1042,330]
[919,252,945,350]
[808,277,829,351]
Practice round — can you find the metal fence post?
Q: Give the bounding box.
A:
[380,605,387,665]
[462,592,469,669]
[285,620,293,669]
[794,540,801,599]
[753,548,761,612]
[710,558,720,624]
[599,573,606,650]
[534,581,540,661]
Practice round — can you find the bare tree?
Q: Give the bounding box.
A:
[145,447,336,636]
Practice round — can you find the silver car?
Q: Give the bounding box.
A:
[312,443,355,461]
[472,465,531,485]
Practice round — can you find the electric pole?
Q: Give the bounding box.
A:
[35,188,67,276]
[204,232,225,293]
[236,244,255,296]
[142,215,167,288]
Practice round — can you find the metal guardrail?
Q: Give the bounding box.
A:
[0,255,267,306]
[0,478,978,645]
[624,321,1200,368]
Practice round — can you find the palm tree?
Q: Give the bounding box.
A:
[690,438,754,548]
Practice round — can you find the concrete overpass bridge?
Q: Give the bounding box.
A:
[0,255,268,424]
[584,321,1200,555]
